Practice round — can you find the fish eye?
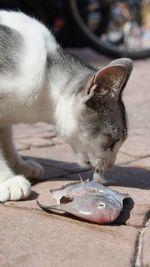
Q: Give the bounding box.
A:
[97,202,106,209]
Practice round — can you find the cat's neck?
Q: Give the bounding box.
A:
[49,49,94,98]
[48,48,95,138]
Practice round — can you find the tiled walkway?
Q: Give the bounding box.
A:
[0,49,150,267]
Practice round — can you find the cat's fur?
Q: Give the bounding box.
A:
[0,11,132,202]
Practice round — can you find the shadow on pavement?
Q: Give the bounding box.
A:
[24,156,150,190]
[114,197,135,225]
[106,165,150,189]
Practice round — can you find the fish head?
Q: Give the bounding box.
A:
[75,193,124,223]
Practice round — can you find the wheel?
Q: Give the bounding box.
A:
[69,0,150,59]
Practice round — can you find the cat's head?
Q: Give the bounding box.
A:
[69,58,133,180]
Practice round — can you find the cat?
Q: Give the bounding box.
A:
[0,10,132,202]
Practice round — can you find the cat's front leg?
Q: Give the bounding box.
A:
[1,127,43,179]
[0,126,44,202]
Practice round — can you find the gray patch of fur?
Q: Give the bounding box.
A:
[0,25,22,74]
[80,98,126,151]
[47,47,95,90]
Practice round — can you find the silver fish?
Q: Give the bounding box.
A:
[37,181,130,224]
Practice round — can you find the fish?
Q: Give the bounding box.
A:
[37,181,130,224]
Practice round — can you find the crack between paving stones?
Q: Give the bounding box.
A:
[120,151,139,158]
[134,228,145,267]
[132,211,150,267]
[118,153,150,167]
[120,151,150,160]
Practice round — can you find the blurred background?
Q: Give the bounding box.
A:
[0,0,150,59]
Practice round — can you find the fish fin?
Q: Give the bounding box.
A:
[78,174,85,184]
[50,181,80,194]
[49,184,67,194]
[78,175,92,192]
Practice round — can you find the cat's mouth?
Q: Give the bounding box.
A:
[77,152,116,178]
[82,158,114,175]
[80,159,106,174]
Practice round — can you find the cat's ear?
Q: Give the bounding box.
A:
[84,58,132,100]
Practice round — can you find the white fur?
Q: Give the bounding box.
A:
[0,11,57,124]
[55,95,78,136]
[0,11,81,202]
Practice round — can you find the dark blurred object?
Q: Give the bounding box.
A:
[0,0,150,59]
[0,0,110,47]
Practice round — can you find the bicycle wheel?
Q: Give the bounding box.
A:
[69,0,150,59]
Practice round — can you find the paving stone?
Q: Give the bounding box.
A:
[20,144,76,163]
[124,62,150,103]
[142,227,150,267]
[16,137,53,148]
[115,152,136,165]
[13,123,55,139]
[34,131,57,139]
[15,143,30,151]
[120,135,150,158]
[129,128,150,137]
[51,136,64,145]
[0,205,138,267]
[127,156,150,169]
[109,186,150,227]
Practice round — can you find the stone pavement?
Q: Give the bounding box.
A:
[0,49,150,267]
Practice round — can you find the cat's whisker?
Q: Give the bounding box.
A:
[78,173,84,183]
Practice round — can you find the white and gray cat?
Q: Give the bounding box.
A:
[0,11,132,202]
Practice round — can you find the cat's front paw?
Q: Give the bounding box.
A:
[0,176,31,202]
